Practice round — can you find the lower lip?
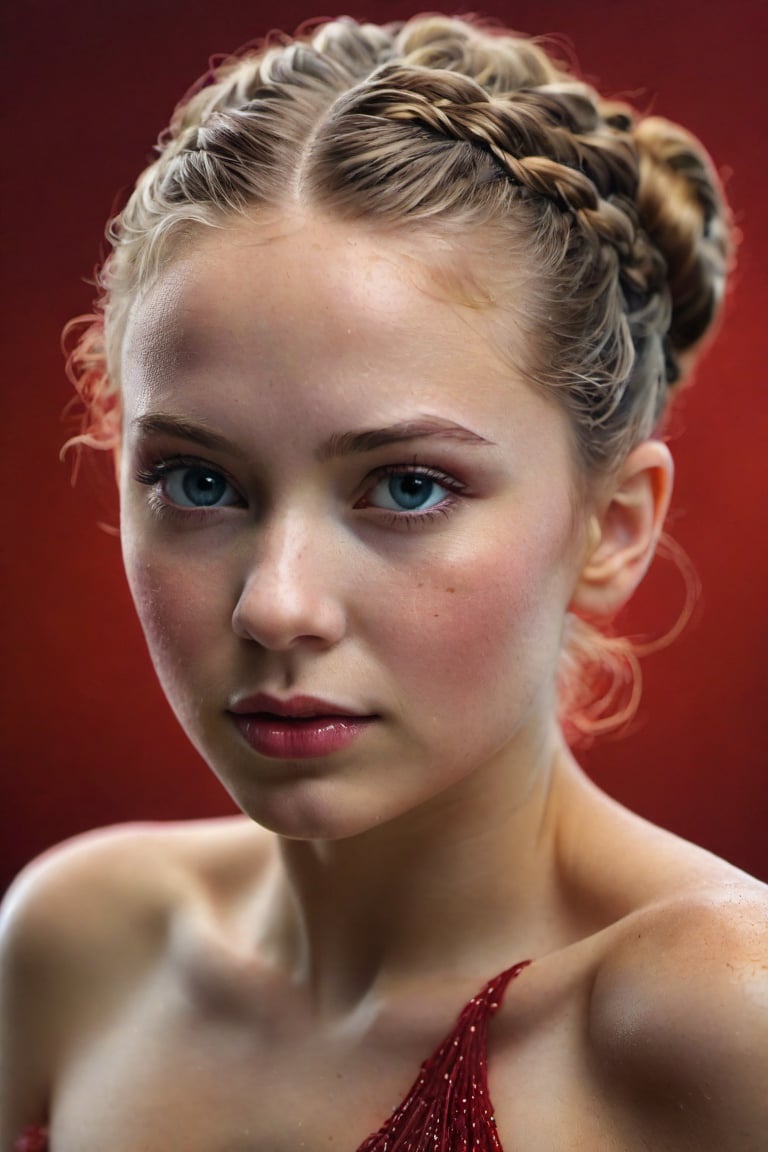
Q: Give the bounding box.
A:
[230,714,376,759]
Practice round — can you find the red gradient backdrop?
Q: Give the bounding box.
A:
[1,0,766,894]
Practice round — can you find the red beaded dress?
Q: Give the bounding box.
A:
[14,959,531,1152]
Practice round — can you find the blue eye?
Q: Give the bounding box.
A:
[368,471,449,512]
[161,465,240,509]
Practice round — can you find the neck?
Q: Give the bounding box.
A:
[256,723,582,1013]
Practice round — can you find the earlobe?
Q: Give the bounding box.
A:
[570,440,674,619]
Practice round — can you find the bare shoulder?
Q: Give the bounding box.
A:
[0,816,266,1142]
[1,815,269,983]
[591,867,768,1151]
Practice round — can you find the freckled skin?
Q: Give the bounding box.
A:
[119,212,586,841]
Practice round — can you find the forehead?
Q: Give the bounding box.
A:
[119,211,569,464]
[123,212,514,373]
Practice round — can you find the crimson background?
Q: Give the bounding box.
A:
[1,0,766,894]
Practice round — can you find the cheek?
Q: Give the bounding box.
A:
[380,528,571,706]
[121,532,228,687]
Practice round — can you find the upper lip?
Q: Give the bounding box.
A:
[227,693,371,718]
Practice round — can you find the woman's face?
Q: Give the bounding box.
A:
[119,212,589,839]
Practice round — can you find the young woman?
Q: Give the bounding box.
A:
[2,14,766,1151]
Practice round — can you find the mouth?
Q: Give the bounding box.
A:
[227,694,378,759]
[228,693,370,719]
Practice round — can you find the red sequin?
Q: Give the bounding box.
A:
[357,960,531,1151]
[13,1126,49,1152]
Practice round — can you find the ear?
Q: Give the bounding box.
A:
[570,440,674,619]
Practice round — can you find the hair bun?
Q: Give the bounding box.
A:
[632,116,732,375]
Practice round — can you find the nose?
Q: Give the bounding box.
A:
[231,510,347,651]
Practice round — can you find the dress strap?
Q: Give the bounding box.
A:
[356,959,532,1152]
[13,963,531,1152]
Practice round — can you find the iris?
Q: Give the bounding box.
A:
[388,473,436,510]
[173,467,229,507]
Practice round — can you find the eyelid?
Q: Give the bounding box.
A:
[364,462,467,492]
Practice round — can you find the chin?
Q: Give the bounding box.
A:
[202,760,381,842]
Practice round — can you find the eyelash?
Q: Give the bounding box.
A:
[133,455,245,521]
[355,463,466,528]
[133,455,467,528]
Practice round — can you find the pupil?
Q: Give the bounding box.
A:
[390,473,432,509]
[183,469,226,506]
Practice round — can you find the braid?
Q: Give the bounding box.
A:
[350,67,635,201]
[307,63,676,447]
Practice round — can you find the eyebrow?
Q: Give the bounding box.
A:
[131,413,495,460]
[317,418,495,460]
[132,414,248,458]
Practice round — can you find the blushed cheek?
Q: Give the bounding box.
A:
[389,540,569,711]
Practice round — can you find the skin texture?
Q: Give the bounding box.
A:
[1,213,766,1151]
[119,214,587,842]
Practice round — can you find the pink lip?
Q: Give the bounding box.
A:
[228,693,367,719]
[227,694,377,759]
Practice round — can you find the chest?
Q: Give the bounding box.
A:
[48,971,442,1151]
[46,974,638,1152]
